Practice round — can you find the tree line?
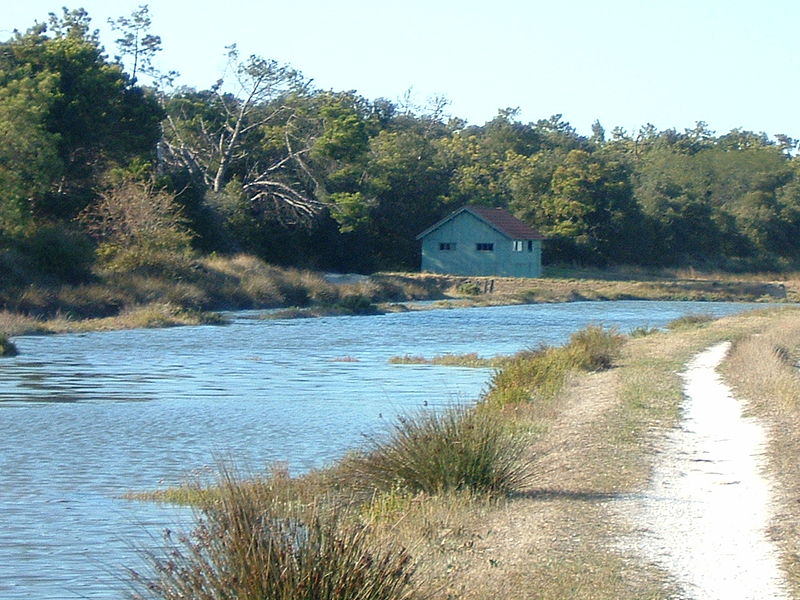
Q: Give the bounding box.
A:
[3,6,800,285]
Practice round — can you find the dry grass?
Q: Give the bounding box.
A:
[129,465,422,600]
[346,406,534,496]
[390,269,798,305]
[125,308,800,599]
[0,304,223,336]
[389,353,505,368]
[721,311,800,597]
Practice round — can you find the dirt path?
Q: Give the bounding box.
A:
[433,370,662,599]
[419,316,800,599]
[618,342,789,599]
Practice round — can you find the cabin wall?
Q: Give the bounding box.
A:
[420,212,542,277]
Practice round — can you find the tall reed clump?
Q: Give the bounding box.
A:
[484,325,625,406]
[348,406,532,495]
[0,332,18,357]
[129,467,421,600]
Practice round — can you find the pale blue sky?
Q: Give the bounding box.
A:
[4,1,799,139]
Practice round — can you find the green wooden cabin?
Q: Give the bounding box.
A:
[417,206,545,277]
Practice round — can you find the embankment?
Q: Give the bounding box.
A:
[132,306,800,599]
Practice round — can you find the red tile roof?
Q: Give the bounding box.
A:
[466,206,546,240]
[417,206,545,240]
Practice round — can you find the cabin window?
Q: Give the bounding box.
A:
[476,243,494,252]
[513,240,525,252]
[528,240,534,252]
[439,242,456,251]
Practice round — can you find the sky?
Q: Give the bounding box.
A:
[3,0,799,140]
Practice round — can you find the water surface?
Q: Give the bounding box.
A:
[0,300,772,598]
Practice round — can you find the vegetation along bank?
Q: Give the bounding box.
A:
[4,8,800,336]
[129,307,800,599]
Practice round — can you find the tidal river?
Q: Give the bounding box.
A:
[0,301,769,599]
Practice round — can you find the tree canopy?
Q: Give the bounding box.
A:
[2,6,800,279]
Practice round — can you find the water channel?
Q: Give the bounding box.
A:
[0,300,773,599]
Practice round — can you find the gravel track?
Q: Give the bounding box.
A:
[620,342,789,599]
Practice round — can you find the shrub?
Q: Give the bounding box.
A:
[349,406,532,495]
[457,281,482,296]
[24,226,95,283]
[335,293,379,315]
[83,180,196,279]
[130,468,420,600]
[630,325,660,338]
[665,313,715,330]
[0,332,18,357]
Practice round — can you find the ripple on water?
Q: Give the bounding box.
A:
[0,301,775,598]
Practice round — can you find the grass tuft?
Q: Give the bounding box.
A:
[347,406,532,495]
[566,324,626,370]
[129,466,421,600]
[629,325,660,338]
[665,313,715,330]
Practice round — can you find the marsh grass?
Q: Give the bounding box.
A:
[127,311,800,600]
[347,406,533,496]
[484,325,625,406]
[0,255,419,327]
[129,467,421,600]
[265,295,382,320]
[665,313,715,330]
[389,352,506,368]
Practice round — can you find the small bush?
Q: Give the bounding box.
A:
[0,333,18,357]
[24,226,95,283]
[630,325,660,338]
[336,294,379,315]
[457,281,482,296]
[130,469,420,600]
[566,324,625,371]
[349,406,532,495]
[666,313,715,330]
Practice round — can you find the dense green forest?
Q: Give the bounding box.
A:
[3,6,800,287]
